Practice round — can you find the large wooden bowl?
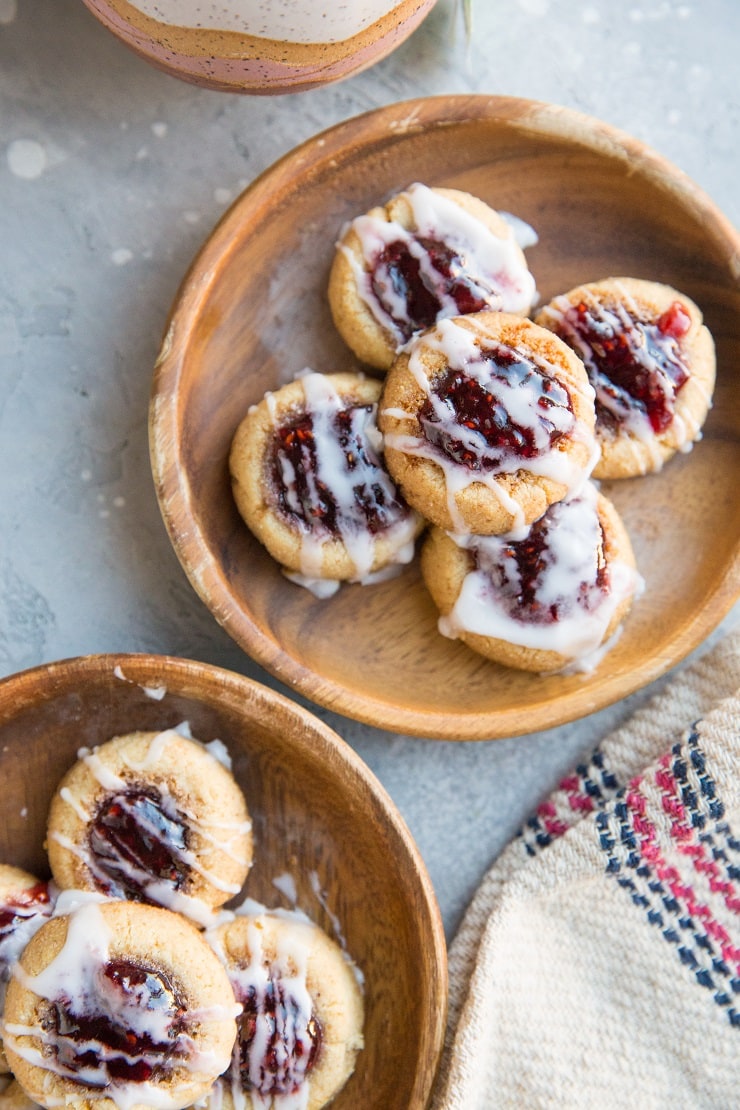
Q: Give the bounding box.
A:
[0,654,447,1110]
[150,95,740,740]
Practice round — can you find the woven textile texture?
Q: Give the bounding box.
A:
[432,627,740,1110]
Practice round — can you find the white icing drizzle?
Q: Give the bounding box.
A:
[282,571,341,599]
[344,182,536,347]
[49,732,251,924]
[142,685,167,702]
[384,317,597,535]
[3,902,237,1107]
[111,666,167,702]
[438,482,642,667]
[0,882,56,1011]
[206,916,315,1110]
[204,739,233,772]
[275,372,419,584]
[271,873,298,905]
[498,210,539,250]
[540,281,695,449]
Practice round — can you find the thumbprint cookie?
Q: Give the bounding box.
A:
[3,900,239,1110]
[46,730,252,923]
[229,371,424,593]
[534,277,715,477]
[0,867,56,1074]
[206,911,364,1110]
[328,182,537,370]
[421,483,641,673]
[378,312,598,536]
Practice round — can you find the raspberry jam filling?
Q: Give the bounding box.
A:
[45,958,188,1086]
[371,236,497,341]
[1,882,54,1004]
[419,344,574,472]
[435,485,638,666]
[237,977,322,1097]
[89,787,190,901]
[484,503,609,625]
[559,298,691,434]
[271,405,409,536]
[0,883,52,935]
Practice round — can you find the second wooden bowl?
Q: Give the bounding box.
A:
[0,653,447,1109]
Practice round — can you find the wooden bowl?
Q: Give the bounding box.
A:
[0,653,447,1109]
[150,94,740,741]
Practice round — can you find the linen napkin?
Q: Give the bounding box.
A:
[432,625,740,1109]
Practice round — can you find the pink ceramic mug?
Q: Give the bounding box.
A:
[80,0,439,94]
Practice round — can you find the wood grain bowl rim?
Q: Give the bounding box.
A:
[0,651,448,1107]
[149,94,740,740]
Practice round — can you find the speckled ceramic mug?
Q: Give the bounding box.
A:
[80,0,439,93]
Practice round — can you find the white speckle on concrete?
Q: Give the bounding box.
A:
[152,121,168,138]
[98,509,110,519]
[135,146,149,161]
[111,248,133,266]
[214,186,232,204]
[0,0,17,23]
[183,210,201,224]
[80,469,92,482]
[7,139,47,180]
[113,496,126,508]
[667,109,682,125]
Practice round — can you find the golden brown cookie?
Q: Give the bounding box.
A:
[534,277,715,477]
[328,183,537,370]
[0,866,56,1076]
[230,371,424,592]
[46,730,252,923]
[421,483,641,673]
[3,899,238,1110]
[206,910,364,1110]
[378,312,598,536]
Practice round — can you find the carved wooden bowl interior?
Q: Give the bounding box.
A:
[0,653,447,1109]
[150,95,740,740]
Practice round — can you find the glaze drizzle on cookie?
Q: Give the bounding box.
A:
[343,183,536,345]
[49,730,252,924]
[211,915,322,1108]
[0,881,55,1011]
[439,483,641,667]
[3,902,235,1102]
[383,317,597,534]
[267,372,419,582]
[542,283,693,436]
